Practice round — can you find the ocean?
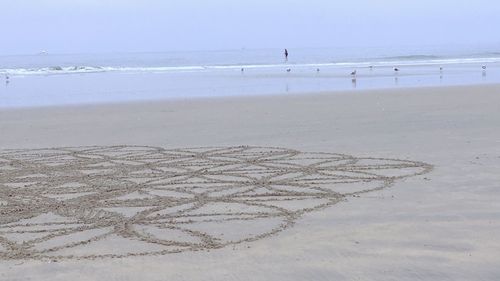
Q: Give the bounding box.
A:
[1,45,499,108]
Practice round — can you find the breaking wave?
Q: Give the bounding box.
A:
[1,55,500,76]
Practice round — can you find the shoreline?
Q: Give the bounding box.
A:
[1,63,499,109]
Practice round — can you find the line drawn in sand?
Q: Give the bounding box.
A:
[0,146,432,260]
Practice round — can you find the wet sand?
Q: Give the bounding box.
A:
[1,84,500,280]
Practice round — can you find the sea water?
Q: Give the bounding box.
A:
[1,46,499,108]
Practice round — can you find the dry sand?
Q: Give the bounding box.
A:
[0,84,500,280]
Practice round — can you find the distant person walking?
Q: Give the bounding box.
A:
[284,49,289,62]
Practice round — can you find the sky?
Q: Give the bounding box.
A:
[1,0,500,55]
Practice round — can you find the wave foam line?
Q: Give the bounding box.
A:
[1,56,500,76]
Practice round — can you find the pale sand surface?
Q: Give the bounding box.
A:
[1,84,500,280]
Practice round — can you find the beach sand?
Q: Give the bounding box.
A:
[1,84,500,280]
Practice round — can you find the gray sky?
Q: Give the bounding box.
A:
[1,0,499,55]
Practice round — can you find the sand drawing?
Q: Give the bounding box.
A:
[0,146,432,260]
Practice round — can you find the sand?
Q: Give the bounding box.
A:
[0,145,431,260]
[0,84,500,280]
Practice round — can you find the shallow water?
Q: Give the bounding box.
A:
[1,61,499,108]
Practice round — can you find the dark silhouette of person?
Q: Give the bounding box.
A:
[284,49,289,62]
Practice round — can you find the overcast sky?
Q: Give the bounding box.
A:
[1,0,499,55]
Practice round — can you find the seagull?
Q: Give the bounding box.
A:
[369,65,373,70]
[482,65,487,70]
[393,67,400,72]
[350,70,357,76]
[5,75,9,80]
[439,66,443,71]
[286,68,291,73]
[316,68,320,72]
[241,68,244,72]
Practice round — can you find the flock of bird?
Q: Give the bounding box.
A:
[4,65,490,83]
[346,66,489,78]
[241,65,488,76]
[339,65,486,78]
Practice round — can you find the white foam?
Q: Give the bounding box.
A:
[1,56,500,76]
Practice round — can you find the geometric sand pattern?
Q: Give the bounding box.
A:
[0,146,432,260]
